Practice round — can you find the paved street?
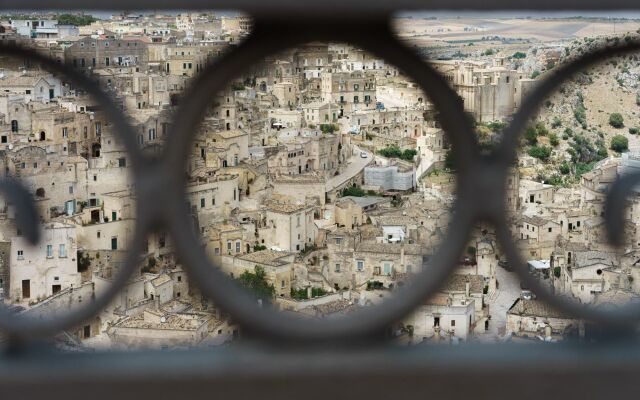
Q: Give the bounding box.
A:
[480,264,521,342]
[325,146,372,192]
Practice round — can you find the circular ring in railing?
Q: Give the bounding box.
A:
[164,20,482,342]
[0,44,150,337]
[496,39,640,327]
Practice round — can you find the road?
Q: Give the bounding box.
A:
[480,264,521,342]
[325,146,372,192]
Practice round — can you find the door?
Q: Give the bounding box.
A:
[52,284,61,294]
[111,237,118,250]
[112,211,117,221]
[49,89,54,99]
[83,325,91,339]
[22,280,30,299]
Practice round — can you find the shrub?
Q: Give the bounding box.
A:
[528,145,552,161]
[629,127,639,135]
[535,121,548,136]
[559,162,571,175]
[574,105,587,128]
[512,51,526,59]
[531,70,540,79]
[609,113,624,128]
[551,116,562,128]
[342,185,365,197]
[319,124,339,134]
[554,267,561,278]
[549,133,559,147]
[610,135,629,152]
[524,126,538,145]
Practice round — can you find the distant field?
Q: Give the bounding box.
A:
[393,18,640,44]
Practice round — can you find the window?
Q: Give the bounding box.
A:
[335,263,341,272]
[281,280,285,288]
[200,198,205,208]
[17,250,24,260]
[111,237,118,250]
[451,320,456,327]
[69,186,74,194]
[177,276,182,282]
[118,158,126,167]
[236,241,241,253]
[383,262,391,275]
[227,241,232,251]
[46,245,53,258]
[212,197,216,206]
[59,244,66,258]
[335,237,343,245]
[11,120,18,132]
[356,260,364,272]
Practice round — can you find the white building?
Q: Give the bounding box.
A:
[9,222,81,303]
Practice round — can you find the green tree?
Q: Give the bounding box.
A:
[609,113,625,128]
[559,162,571,175]
[57,13,98,26]
[319,124,339,133]
[512,51,527,59]
[444,149,455,170]
[77,251,91,272]
[236,266,276,302]
[377,145,403,158]
[401,149,417,162]
[610,135,629,152]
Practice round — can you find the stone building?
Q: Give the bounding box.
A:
[321,71,376,115]
[9,222,81,304]
[65,37,149,72]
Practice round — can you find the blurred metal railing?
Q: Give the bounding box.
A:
[1,1,640,399]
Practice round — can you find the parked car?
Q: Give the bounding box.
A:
[360,151,368,158]
[521,290,534,300]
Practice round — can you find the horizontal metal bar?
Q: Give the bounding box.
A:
[1,343,639,399]
[2,0,640,17]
